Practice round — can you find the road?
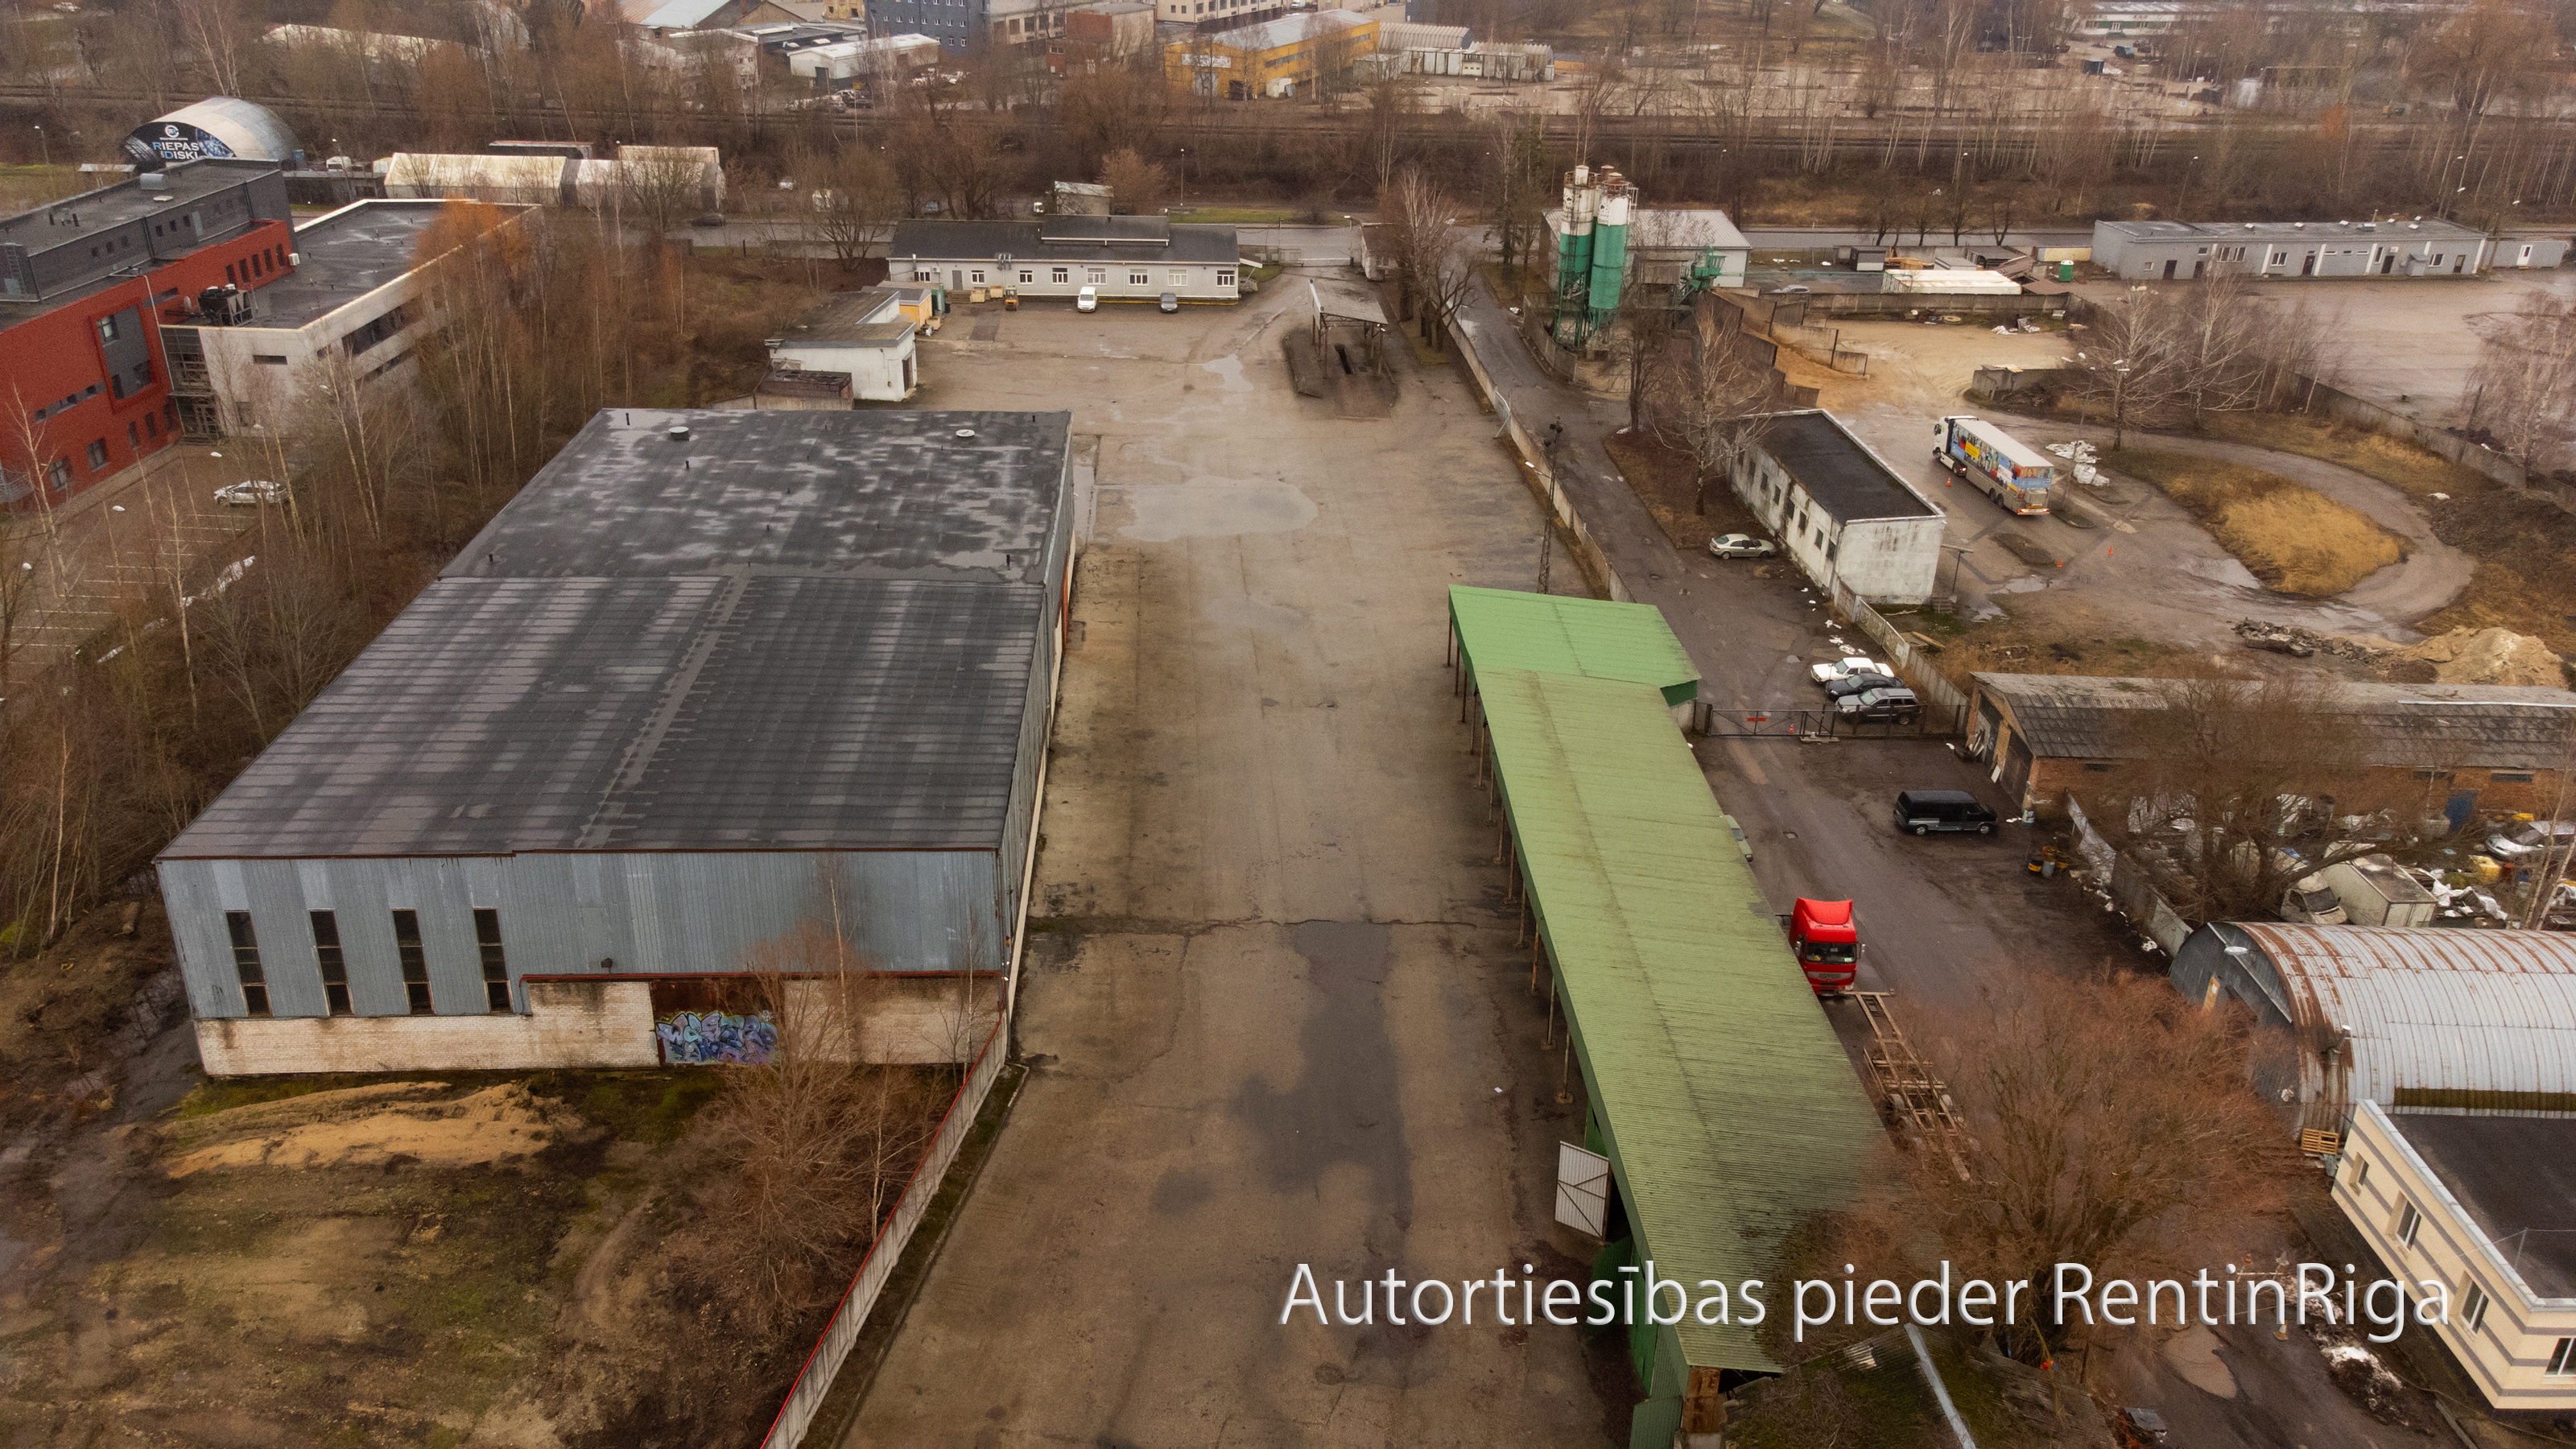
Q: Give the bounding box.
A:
[844,283,1616,1444]
[1453,286,2140,1025]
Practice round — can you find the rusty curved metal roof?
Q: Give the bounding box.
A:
[2230,923,2576,1104]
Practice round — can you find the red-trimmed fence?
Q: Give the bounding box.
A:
[755,1018,1009,1449]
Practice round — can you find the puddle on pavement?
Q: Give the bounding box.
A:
[1199,356,1253,393]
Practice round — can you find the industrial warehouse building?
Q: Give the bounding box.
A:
[166,198,534,437]
[2091,218,2501,280]
[2172,924,2576,1415]
[1967,674,2576,820]
[889,217,1240,304]
[157,409,1074,1075]
[1727,410,1944,605]
[1164,10,1374,97]
[1447,588,1879,1447]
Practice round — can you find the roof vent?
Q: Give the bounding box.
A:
[668,424,691,441]
[954,427,976,439]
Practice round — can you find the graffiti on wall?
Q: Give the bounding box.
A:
[655,1009,778,1065]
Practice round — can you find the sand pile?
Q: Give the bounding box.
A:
[2393,627,2564,687]
[167,1081,580,1176]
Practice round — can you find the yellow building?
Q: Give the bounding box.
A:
[1164,10,1375,98]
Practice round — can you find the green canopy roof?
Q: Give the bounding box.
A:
[1449,586,1700,707]
[1479,667,1880,1374]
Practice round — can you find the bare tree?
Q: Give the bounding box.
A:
[1814,973,2299,1368]
[2469,292,2576,476]
[2106,671,2438,922]
[805,146,903,273]
[1379,167,1478,353]
[173,0,251,96]
[2068,290,2190,448]
[1645,303,1781,516]
[1099,147,1172,215]
[617,147,716,237]
[2169,270,2273,428]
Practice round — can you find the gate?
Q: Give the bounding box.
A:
[1692,704,1936,739]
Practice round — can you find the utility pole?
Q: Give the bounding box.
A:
[2517,711,2576,930]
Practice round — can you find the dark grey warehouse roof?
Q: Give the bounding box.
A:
[163,408,1068,859]
[1758,410,1938,522]
[441,409,1063,582]
[890,217,1240,266]
[2384,1109,2576,1298]
[1973,673,2576,766]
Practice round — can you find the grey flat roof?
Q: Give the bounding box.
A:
[254,200,494,330]
[2099,218,2487,243]
[163,408,1068,859]
[1761,410,1937,522]
[0,159,279,252]
[2386,1110,2576,1298]
[1972,674,2576,765]
[782,291,910,343]
[890,218,1239,266]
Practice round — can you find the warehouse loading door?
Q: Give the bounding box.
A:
[2000,734,2034,803]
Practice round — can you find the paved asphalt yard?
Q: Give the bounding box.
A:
[846,287,1619,1443]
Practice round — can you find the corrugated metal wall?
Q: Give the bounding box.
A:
[161,849,1001,1020]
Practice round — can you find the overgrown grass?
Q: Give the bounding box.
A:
[2110,448,2405,597]
[2194,412,2576,652]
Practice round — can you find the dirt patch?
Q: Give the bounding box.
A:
[2392,626,2566,687]
[165,1082,582,1176]
[2109,448,2405,597]
[0,894,178,1125]
[1917,593,2275,695]
[1601,429,1765,552]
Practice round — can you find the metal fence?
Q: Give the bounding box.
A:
[1692,703,1938,738]
[756,1019,1009,1449]
[1451,314,1634,604]
[1827,581,1973,736]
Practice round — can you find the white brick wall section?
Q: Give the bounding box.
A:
[194,980,659,1075]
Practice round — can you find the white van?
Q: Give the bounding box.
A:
[1076,285,1097,312]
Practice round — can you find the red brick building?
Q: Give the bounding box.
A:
[0,159,295,515]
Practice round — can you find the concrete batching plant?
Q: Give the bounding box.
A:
[1550,163,1629,347]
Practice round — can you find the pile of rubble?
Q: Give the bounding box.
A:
[2233,620,2568,685]
[2231,620,2382,663]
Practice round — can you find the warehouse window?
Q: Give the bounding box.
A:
[252,354,287,365]
[969,269,985,284]
[1169,269,1186,287]
[2082,762,2115,773]
[392,909,432,1015]
[1051,266,1069,283]
[2551,1338,2576,1375]
[2343,1156,2368,1191]
[1216,270,1234,287]
[2413,769,2453,782]
[1087,267,1105,283]
[85,440,107,471]
[227,911,269,1017]
[476,909,511,1012]
[1129,270,1149,286]
[310,910,351,1015]
[2395,1199,2422,1248]
[914,269,934,282]
[47,460,68,492]
[2491,770,2534,783]
[1018,269,1033,284]
[96,314,118,343]
[2460,1282,2489,1332]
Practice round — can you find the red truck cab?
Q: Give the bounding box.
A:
[1790,898,1858,994]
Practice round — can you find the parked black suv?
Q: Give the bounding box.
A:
[1822,673,1901,701]
[1894,789,1998,836]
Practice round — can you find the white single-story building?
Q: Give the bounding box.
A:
[888,217,1240,305]
[1728,410,1945,605]
[163,198,535,437]
[767,289,919,401]
[2091,218,2497,280]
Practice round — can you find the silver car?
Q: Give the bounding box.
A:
[214,480,287,506]
[1707,533,1777,559]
